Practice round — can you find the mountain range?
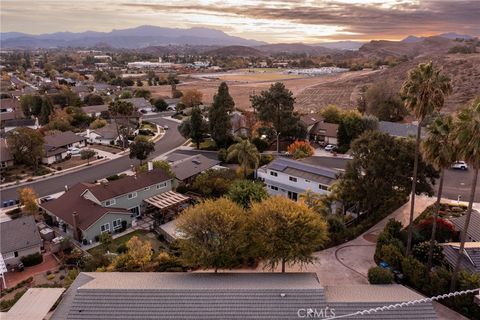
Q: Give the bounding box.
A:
[0,26,476,53]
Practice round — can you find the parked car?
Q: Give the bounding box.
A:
[325,144,335,152]
[67,147,81,155]
[451,161,468,170]
[140,109,148,114]
[163,125,169,130]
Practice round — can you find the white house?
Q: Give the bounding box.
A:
[257,157,340,201]
[81,124,120,145]
[43,131,87,164]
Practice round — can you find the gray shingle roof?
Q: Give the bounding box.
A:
[441,242,480,273]
[44,131,87,148]
[266,157,339,185]
[169,154,220,181]
[378,121,426,138]
[82,104,108,114]
[449,210,480,242]
[0,216,42,254]
[51,273,439,320]
[0,138,13,162]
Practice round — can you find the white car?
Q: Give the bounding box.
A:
[325,144,335,152]
[163,125,169,130]
[451,161,468,170]
[67,147,81,155]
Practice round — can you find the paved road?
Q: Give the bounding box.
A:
[438,168,480,203]
[0,117,185,203]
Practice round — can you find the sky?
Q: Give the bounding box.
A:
[1,0,479,43]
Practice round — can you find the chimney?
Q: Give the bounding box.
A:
[72,211,80,241]
[65,185,69,192]
[147,161,153,172]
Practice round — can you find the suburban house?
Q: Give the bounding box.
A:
[257,157,340,201]
[0,216,43,266]
[441,242,480,274]
[0,98,20,114]
[1,118,38,133]
[43,131,87,164]
[378,121,426,139]
[449,210,480,242]
[301,115,339,145]
[39,168,174,243]
[81,124,120,145]
[82,104,108,117]
[0,138,14,169]
[166,153,221,184]
[51,272,438,320]
[230,111,250,137]
[164,98,181,111]
[121,98,153,112]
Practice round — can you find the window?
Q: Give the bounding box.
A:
[130,206,140,217]
[105,199,116,206]
[14,251,18,257]
[100,223,110,233]
[3,252,14,259]
[270,171,278,177]
[157,182,167,189]
[144,187,150,191]
[288,191,298,201]
[289,176,297,182]
[112,219,122,230]
[270,185,278,191]
[305,179,310,183]
[128,192,137,199]
[319,184,328,191]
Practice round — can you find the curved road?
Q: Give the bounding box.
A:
[0,117,185,203]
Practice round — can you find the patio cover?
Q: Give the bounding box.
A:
[2,288,65,320]
[144,191,190,210]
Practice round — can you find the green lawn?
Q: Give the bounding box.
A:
[87,230,164,256]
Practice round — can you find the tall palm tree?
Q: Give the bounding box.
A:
[420,114,456,270]
[227,139,260,178]
[400,62,452,256]
[450,98,480,291]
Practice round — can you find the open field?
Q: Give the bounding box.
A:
[147,69,378,112]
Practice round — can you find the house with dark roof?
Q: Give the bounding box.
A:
[0,216,43,265]
[257,157,340,201]
[300,115,339,145]
[39,168,174,243]
[0,138,14,169]
[441,242,480,274]
[42,131,87,164]
[449,210,480,242]
[81,124,120,145]
[81,104,108,117]
[166,153,222,183]
[51,272,438,320]
[378,121,426,139]
[120,98,152,111]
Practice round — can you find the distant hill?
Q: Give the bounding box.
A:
[359,36,458,59]
[402,33,475,43]
[314,41,365,50]
[0,25,266,49]
[205,45,265,57]
[256,43,339,55]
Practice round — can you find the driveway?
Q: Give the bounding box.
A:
[0,117,185,203]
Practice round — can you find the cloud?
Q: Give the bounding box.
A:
[123,0,480,40]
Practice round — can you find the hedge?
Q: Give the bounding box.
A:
[20,252,43,267]
[368,267,393,284]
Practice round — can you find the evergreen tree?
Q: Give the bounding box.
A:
[208,82,234,148]
[179,107,208,149]
[39,96,53,125]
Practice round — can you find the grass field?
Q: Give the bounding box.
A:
[87,230,164,256]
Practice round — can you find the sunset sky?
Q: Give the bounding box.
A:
[1,0,479,43]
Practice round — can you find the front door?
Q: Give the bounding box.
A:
[130,206,141,217]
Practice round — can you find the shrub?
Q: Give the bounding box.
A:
[218,148,227,162]
[401,256,428,289]
[0,289,27,311]
[368,267,393,284]
[106,174,120,181]
[21,252,43,267]
[47,274,56,280]
[412,241,444,266]
[287,140,314,159]
[252,137,269,153]
[116,243,128,254]
[416,217,456,243]
[259,154,274,166]
[379,244,404,269]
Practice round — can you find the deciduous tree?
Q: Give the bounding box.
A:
[129,136,155,165]
[180,89,203,109]
[7,127,44,171]
[227,180,268,208]
[80,149,96,165]
[176,198,247,272]
[18,187,38,215]
[250,196,329,272]
[287,140,314,159]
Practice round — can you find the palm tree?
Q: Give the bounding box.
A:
[108,100,135,150]
[450,98,480,291]
[227,139,260,178]
[400,62,452,256]
[420,114,456,270]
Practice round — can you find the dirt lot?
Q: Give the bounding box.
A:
[147,69,378,112]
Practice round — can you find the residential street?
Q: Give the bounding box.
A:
[0,117,185,203]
